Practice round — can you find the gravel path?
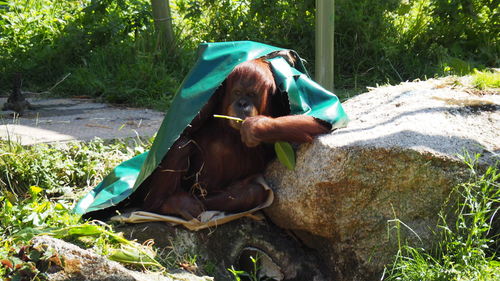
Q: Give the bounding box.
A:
[0,97,164,145]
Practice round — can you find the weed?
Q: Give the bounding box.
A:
[0,190,164,279]
[228,255,261,281]
[385,154,500,280]
[0,137,151,196]
[0,138,167,279]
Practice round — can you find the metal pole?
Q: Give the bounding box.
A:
[315,0,335,92]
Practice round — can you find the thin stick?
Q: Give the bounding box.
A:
[47,73,72,92]
[213,114,244,122]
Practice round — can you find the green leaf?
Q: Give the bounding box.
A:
[12,227,43,242]
[274,142,295,170]
[51,224,103,238]
[29,186,43,197]
[108,245,159,267]
[67,224,104,236]
[28,248,42,262]
[489,260,500,267]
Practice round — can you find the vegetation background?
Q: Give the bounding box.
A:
[0,1,498,280]
[1,0,498,109]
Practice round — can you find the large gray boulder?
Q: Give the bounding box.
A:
[264,78,500,280]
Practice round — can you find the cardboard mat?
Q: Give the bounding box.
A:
[110,176,274,231]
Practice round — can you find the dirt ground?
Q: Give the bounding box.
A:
[0,97,164,145]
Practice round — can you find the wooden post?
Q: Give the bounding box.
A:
[150,0,175,50]
[315,0,335,92]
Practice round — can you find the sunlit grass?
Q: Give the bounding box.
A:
[0,137,151,196]
[385,154,500,281]
[0,187,164,279]
[471,70,500,90]
[0,137,164,280]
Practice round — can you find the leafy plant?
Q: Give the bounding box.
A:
[0,135,173,280]
[0,181,164,279]
[228,255,265,281]
[0,243,56,281]
[385,154,500,280]
[1,0,498,105]
[0,137,151,196]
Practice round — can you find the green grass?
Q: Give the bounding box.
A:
[0,137,151,196]
[0,137,222,280]
[2,0,498,107]
[385,154,500,281]
[0,135,499,280]
[0,187,164,280]
[0,0,189,111]
[471,70,500,90]
[0,138,168,280]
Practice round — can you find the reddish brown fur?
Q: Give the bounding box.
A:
[137,57,330,220]
[224,59,276,116]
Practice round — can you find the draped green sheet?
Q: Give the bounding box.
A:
[74,41,348,215]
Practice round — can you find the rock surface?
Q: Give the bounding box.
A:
[264,78,500,280]
[117,219,328,281]
[31,236,212,281]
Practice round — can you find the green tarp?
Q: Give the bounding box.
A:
[74,41,348,215]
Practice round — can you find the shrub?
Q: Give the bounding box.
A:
[1,0,498,105]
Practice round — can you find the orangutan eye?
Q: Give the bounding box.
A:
[233,90,241,96]
[248,92,256,98]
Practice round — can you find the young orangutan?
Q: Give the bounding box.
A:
[137,56,330,220]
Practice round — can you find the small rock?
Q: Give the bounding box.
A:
[31,236,212,281]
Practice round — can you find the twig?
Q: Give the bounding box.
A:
[386,59,403,82]
[47,73,71,92]
[213,114,243,122]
